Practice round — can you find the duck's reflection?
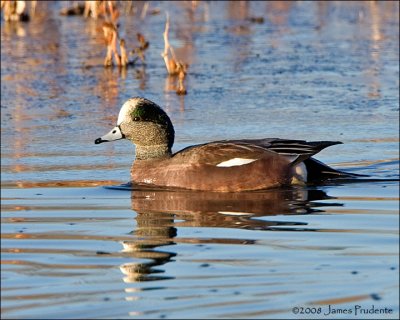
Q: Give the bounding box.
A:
[119,186,342,282]
[120,209,177,283]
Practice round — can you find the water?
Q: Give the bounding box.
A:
[1,1,399,319]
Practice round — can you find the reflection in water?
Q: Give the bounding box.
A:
[96,67,120,105]
[130,187,337,223]
[120,211,177,283]
[2,3,67,180]
[119,187,341,283]
[134,66,147,90]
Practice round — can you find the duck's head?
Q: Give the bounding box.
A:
[95,97,175,159]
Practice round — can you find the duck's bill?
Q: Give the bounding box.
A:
[95,126,124,144]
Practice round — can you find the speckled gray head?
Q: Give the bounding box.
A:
[95,97,175,151]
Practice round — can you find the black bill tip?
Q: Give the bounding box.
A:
[94,138,106,144]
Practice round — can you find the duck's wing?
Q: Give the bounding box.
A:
[173,138,338,166]
[173,141,277,166]
[173,138,362,180]
[229,138,364,179]
[227,138,364,180]
[216,138,343,156]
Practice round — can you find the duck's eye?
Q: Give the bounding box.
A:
[133,117,140,121]
[112,130,116,134]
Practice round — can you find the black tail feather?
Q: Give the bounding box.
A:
[304,158,368,182]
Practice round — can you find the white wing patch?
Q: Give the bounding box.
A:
[216,158,257,167]
[218,211,254,216]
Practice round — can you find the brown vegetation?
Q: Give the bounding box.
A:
[1,0,34,21]
[102,21,121,67]
[161,14,188,95]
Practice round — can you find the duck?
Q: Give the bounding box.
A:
[95,97,358,192]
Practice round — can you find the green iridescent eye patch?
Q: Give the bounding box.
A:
[130,101,169,126]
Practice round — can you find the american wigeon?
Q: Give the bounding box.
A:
[95,97,357,192]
